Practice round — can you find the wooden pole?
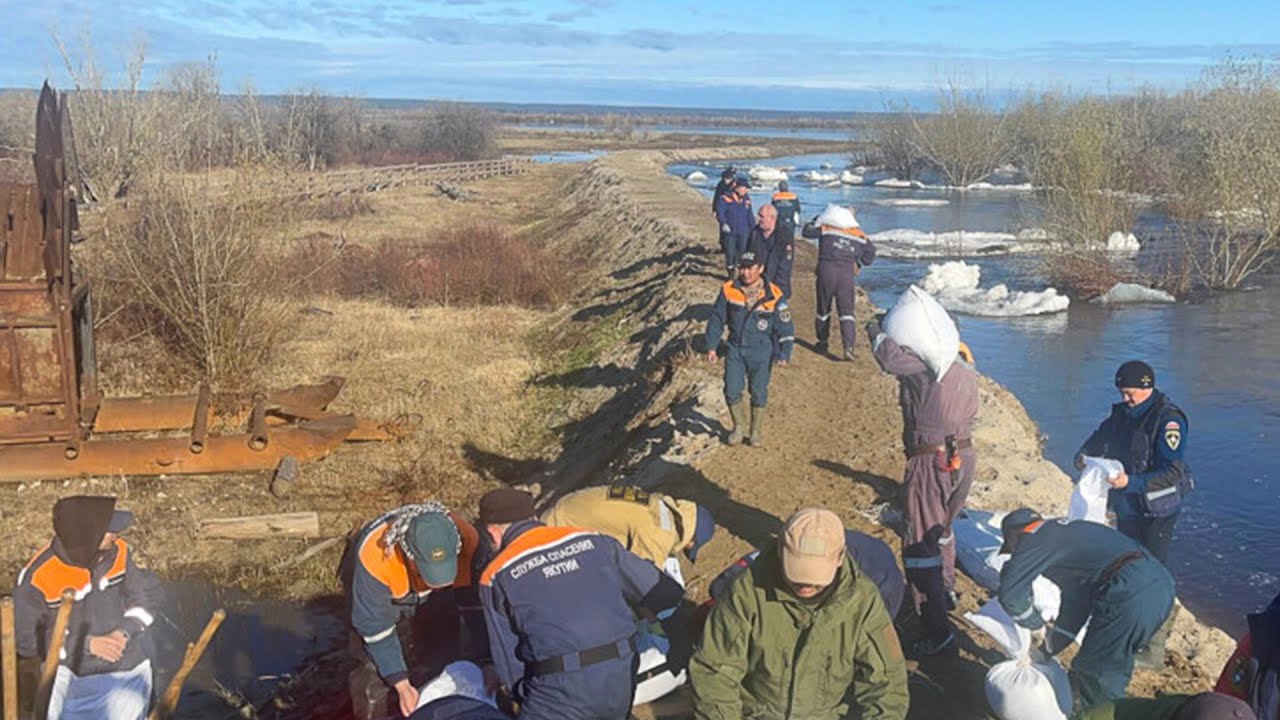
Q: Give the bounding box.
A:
[34,590,73,720]
[147,609,225,720]
[2,596,17,720]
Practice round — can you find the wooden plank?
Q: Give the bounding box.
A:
[199,512,321,539]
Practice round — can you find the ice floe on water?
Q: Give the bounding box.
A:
[872,198,951,208]
[684,170,707,185]
[1092,283,1176,304]
[1105,231,1140,256]
[798,170,838,183]
[870,228,1052,258]
[746,165,788,183]
[961,181,1036,192]
[920,261,1070,316]
[840,170,863,185]
[875,178,927,189]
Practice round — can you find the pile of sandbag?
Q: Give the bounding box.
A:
[967,600,1072,720]
[881,285,961,380]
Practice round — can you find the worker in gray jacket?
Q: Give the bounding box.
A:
[868,321,978,656]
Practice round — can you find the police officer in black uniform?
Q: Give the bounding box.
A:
[1074,360,1192,565]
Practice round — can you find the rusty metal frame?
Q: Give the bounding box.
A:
[0,84,399,482]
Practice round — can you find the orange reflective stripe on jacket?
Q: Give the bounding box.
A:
[772,192,797,201]
[721,280,783,312]
[480,525,598,587]
[28,539,129,604]
[822,225,867,239]
[358,511,479,600]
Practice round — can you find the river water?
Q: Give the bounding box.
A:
[669,152,1280,636]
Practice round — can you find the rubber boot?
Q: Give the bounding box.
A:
[1136,605,1178,670]
[748,406,766,448]
[726,401,748,445]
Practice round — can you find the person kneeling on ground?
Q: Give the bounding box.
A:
[706,525,905,621]
[690,508,909,720]
[704,238,794,449]
[13,496,163,720]
[1074,691,1257,720]
[1216,589,1279,720]
[340,501,491,719]
[478,488,692,720]
[541,484,715,573]
[998,508,1175,711]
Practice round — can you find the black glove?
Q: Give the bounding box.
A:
[658,601,696,675]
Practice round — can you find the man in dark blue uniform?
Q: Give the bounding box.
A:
[715,177,754,277]
[710,167,735,216]
[477,489,690,720]
[998,508,1175,710]
[704,238,795,448]
[747,204,795,366]
[1074,360,1192,565]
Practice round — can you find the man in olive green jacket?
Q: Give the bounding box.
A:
[690,508,910,720]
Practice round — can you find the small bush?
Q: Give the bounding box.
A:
[282,223,573,308]
[418,102,497,162]
[93,169,291,388]
[1042,250,1138,299]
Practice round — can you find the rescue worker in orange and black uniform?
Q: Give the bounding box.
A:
[704,238,795,448]
[340,502,492,719]
[770,180,801,235]
[13,496,163,719]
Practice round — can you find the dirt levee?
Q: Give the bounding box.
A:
[537,150,1235,718]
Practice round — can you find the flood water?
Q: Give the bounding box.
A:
[670,153,1280,636]
[151,581,346,717]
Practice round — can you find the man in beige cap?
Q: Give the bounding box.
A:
[690,508,909,720]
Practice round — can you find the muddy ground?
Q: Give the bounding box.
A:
[0,135,1236,718]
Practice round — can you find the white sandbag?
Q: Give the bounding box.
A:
[815,204,859,229]
[966,600,1071,720]
[882,285,960,380]
[47,660,152,720]
[632,628,687,706]
[985,657,1072,720]
[416,661,498,710]
[1070,456,1122,524]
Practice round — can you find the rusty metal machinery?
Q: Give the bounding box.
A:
[0,84,401,482]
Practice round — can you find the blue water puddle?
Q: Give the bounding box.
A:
[532,150,608,164]
[670,152,1280,635]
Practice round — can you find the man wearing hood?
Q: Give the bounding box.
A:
[14,495,163,720]
[540,484,716,574]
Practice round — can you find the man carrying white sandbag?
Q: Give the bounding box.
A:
[998,508,1175,711]
[801,205,877,361]
[866,295,978,657]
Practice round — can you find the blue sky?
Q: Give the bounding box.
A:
[2,0,1278,111]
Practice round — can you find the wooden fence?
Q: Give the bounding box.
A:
[290,156,535,200]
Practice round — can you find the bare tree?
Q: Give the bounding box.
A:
[910,85,1011,187]
[863,108,927,181]
[419,102,496,162]
[1172,60,1280,288]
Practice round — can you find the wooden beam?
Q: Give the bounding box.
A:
[198,512,320,539]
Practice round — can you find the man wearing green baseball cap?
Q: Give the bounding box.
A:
[341,501,489,719]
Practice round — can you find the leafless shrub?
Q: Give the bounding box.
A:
[862,110,927,181]
[0,91,37,157]
[1168,59,1280,289]
[418,102,497,162]
[909,86,1011,186]
[1042,250,1139,299]
[93,168,292,388]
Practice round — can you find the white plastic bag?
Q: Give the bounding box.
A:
[632,626,687,706]
[1070,456,1122,524]
[985,551,1063,625]
[416,661,498,710]
[47,660,152,720]
[882,285,960,380]
[966,600,1072,720]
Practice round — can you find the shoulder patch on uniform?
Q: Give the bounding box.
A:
[1165,420,1180,429]
[1164,426,1182,450]
[779,309,792,322]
